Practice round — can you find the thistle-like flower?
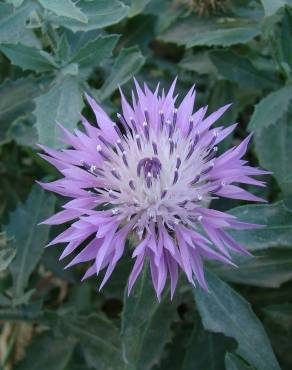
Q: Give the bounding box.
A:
[38,79,267,299]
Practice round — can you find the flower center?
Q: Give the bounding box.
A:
[137,157,162,179]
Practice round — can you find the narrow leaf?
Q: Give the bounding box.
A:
[193,270,280,370]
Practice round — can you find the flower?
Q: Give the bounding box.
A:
[38,79,267,300]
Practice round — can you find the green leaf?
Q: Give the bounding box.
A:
[228,201,292,251]
[121,266,178,370]
[254,115,292,193]
[129,0,151,17]
[4,186,55,298]
[5,0,25,7]
[38,0,88,23]
[210,50,278,90]
[248,85,292,131]
[48,0,128,32]
[225,353,252,370]
[0,233,15,272]
[260,0,292,17]
[159,16,260,48]
[70,34,119,69]
[99,46,145,100]
[61,314,122,370]
[193,270,280,370]
[34,75,83,148]
[182,323,234,370]
[15,332,75,370]
[0,43,57,72]
[0,2,36,44]
[0,77,40,144]
[179,51,216,75]
[8,116,38,147]
[0,303,41,321]
[264,303,292,332]
[212,249,292,288]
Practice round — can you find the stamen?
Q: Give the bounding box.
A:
[176,156,181,169]
[161,189,167,199]
[98,135,111,148]
[204,146,218,161]
[173,169,179,184]
[135,134,142,151]
[169,138,174,155]
[186,143,195,160]
[122,151,129,167]
[201,163,214,176]
[143,121,149,141]
[113,123,124,140]
[173,108,177,128]
[144,109,150,124]
[130,117,138,134]
[117,113,131,136]
[116,139,124,152]
[187,118,194,138]
[152,142,158,155]
[111,168,121,180]
[109,189,118,199]
[159,110,164,130]
[129,179,135,190]
[96,145,110,161]
[146,172,152,188]
[190,175,200,185]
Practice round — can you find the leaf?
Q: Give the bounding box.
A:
[0,2,36,44]
[264,303,292,332]
[248,85,292,131]
[121,266,178,370]
[0,77,40,143]
[0,233,15,272]
[260,0,292,17]
[0,43,57,72]
[129,0,151,17]
[99,46,145,100]
[8,116,38,147]
[228,201,292,251]
[69,34,119,69]
[34,75,83,148]
[254,115,292,193]
[15,332,75,370]
[159,16,260,48]
[0,303,41,321]
[182,323,234,370]
[4,186,55,298]
[210,50,278,90]
[212,249,292,288]
[179,51,216,75]
[193,270,280,370]
[48,0,128,32]
[38,0,88,23]
[225,353,252,370]
[61,314,123,370]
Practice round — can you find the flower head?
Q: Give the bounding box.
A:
[39,79,267,299]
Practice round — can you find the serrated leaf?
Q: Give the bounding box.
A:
[4,186,55,298]
[228,201,292,251]
[15,332,75,370]
[212,249,292,288]
[254,116,292,193]
[34,75,83,148]
[210,50,278,90]
[0,77,40,143]
[48,0,128,32]
[70,34,119,69]
[225,353,252,370]
[248,85,292,131]
[0,2,36,44]
[0,43,57,72]
[38,0,88,23]
[99,46,145,100]
[61,314,122,370]
[159,16,260,48]
[193,270,280,370]
[121,266,178,370]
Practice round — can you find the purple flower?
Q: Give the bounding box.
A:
[38,79,268,300]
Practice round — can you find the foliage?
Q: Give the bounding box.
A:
[0,0,291,369]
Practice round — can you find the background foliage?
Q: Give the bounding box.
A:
[0,0,292,369]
